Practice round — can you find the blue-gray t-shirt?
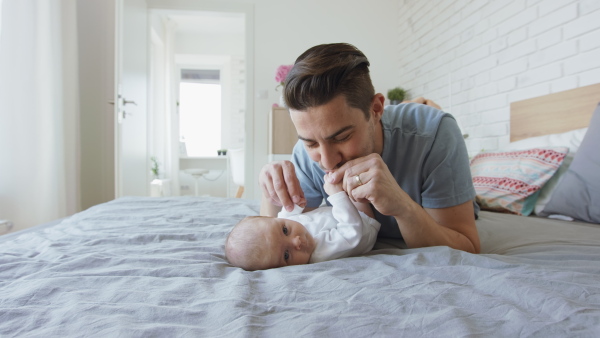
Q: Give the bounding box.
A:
[291,103,479,239]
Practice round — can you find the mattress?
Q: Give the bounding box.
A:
[1,196,599,336]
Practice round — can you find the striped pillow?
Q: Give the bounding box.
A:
[470,147,569,216]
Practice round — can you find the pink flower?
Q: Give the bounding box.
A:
[275,64,293,85]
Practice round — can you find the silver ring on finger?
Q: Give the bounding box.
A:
[354,174,364,186]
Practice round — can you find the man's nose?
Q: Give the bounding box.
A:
[320,145,341,171]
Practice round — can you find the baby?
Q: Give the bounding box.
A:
[225,174,381,270]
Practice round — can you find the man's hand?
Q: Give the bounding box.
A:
[259,161,306,214]
[328,153,480,253]
[403,97,442,110]
[329,153,409,216]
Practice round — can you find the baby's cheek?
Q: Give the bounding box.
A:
[303,253,312,264]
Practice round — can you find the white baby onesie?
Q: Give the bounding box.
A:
[278,191,381,263]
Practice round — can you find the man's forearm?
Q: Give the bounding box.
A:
[393,201,479,253]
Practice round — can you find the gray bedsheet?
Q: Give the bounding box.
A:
[1,197,599,337]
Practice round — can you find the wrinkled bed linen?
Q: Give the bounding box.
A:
[1,197,599,337]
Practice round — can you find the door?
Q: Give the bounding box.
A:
[114,0,148,197]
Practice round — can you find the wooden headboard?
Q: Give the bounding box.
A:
[510,83,600,142]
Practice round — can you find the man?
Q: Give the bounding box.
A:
[259,43,480,253]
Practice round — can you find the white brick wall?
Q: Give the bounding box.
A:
[396,0,600,156]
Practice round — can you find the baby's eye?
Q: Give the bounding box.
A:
[284,250,290,261]
[282,225,288,235]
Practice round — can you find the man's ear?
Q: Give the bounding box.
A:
[371,93,385,121]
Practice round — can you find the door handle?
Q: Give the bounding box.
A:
[123,98,137,106]
[108,97,136,106]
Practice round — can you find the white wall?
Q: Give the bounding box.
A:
[396,0,600,156]
[176,31,244,56]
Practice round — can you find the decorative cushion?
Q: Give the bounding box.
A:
[502,127,588,215]
[470,147,569,216]
[541,103,600,223]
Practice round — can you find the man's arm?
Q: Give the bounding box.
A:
[397,200,479,253]
[331,154,480,253]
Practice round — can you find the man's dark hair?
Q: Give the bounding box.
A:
[283,43,375,120]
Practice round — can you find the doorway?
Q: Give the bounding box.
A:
[116,0,254,199]
[148,9,247,197]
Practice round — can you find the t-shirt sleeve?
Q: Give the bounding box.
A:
[421,116,476,208]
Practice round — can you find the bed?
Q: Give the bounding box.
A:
[2,85,600,337]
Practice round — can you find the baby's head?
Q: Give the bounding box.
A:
[225,216,316,271]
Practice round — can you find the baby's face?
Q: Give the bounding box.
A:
[255,217,316,269]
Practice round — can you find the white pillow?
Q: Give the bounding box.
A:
[502,127,588,215]
[503,127,588,152]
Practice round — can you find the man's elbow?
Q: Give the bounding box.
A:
[469,237,481,254]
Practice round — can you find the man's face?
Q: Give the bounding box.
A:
[255,217,315,269]
[290,95,383,172]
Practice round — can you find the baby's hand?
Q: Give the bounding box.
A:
[323,173,343,196]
